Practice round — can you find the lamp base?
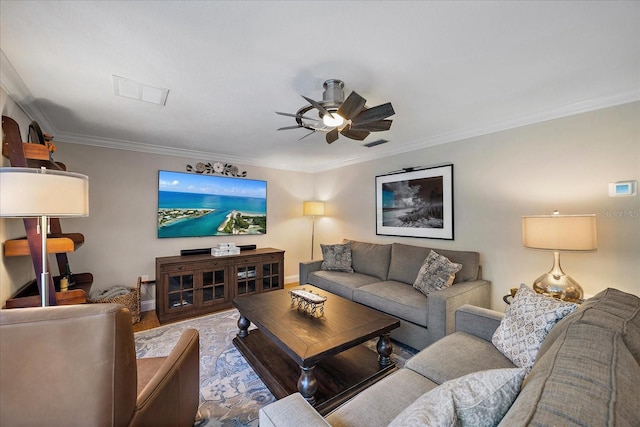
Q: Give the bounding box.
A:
[532,272,583,303]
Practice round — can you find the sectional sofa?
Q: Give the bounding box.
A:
[260,287,640,426]
[299,240,491,349]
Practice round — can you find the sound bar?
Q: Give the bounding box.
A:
[180,248,211,256]
[238,244,257,251]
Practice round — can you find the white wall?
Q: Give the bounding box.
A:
[313,102,640,310]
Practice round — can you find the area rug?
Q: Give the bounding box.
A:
[134,308,417,427]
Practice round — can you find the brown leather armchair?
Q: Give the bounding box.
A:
[0,303,200,426]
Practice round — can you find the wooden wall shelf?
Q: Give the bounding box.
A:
[2,140,50,161]
[3,233,85,257]
[5,289,87,309]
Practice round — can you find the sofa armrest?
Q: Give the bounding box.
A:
[299,260,323,285]
[131,329,200,427]
[455,304,504,342]
[259,393,330,427]
[427,279,491,343]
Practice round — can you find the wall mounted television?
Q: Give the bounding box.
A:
[157,170,267,238]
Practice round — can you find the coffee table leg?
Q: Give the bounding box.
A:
[376,333,393,367]
[297,366,317,405]
[237,315,251,338]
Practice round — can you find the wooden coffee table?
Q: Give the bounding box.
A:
[232,286,400,414]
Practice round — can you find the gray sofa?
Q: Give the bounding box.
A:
[300,240,491,349]
[260,287,640,426]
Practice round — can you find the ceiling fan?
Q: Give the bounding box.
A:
[276,79,395,144]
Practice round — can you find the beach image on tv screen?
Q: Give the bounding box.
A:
[157,170,267,238]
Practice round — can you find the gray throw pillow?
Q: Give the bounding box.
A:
[320,242,354,273]
[492,284,578,372]
[389,368,526,427]
[413,250,462,296]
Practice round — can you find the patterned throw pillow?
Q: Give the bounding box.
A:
[413,250,462,296]
[492,284,578,372]
[320,242,354,273]
[389,368,526,427]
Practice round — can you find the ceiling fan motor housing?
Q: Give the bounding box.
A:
[321,79,345,112]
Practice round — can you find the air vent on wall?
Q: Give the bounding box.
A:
[113,75,169,105]
[363,139,388,148]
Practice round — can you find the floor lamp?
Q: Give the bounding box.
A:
[0,167,89,306]
[303,201,325,260]
[522,211,597,302]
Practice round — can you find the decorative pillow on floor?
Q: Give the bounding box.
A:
[413,250,462,296]
[492,284,578,372]
[320,242,354,272]
[389,368,526,427]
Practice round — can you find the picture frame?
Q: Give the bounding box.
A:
[376,164,454,239]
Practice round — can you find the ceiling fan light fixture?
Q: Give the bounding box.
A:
[322,111,345,127]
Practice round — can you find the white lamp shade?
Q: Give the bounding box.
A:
[303,201,325,216]
[522,214,597,251]
[0,167,89,217]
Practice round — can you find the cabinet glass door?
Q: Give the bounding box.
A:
[167,273,194,310]
[202,269,226,304]
[236,265,257,296]
[262,261,281,290]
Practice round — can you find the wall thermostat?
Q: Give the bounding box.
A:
[608,180,637,197]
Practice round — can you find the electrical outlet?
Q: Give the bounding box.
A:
[141,275,150,283]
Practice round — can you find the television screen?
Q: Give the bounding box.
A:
[157,170,267,238]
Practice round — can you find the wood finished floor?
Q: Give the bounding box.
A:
[133,282,299,332]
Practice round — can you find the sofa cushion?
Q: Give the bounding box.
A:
[326,368,437,427]
[492,284,578,372]
[406,331,516,385]
[413,250,462,296]
[389,368,526,427]
[387,243,480,285]
[353,281,429,327]
[499,322,640,426]
[346,240,392,281]
[307,271,379,300]
[537,287,640,365]
[320,242,354,272]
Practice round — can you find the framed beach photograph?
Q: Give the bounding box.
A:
[376,164,454,239]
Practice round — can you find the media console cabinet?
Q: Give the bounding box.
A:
[155,247,284,323]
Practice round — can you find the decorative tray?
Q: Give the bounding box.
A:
[289,288,327,317]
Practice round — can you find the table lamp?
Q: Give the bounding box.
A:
[0,167,89,306]
[522,211,597,302]
[303,201,325,260]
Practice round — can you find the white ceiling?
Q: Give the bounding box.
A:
[1,1,638,172]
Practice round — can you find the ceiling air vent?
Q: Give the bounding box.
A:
[113,75,169,106]
[363,139,388,148]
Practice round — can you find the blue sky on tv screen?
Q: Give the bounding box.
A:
[159,171,266,199]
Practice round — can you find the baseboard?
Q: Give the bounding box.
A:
[285,274,299,285]
[141,299,155,312]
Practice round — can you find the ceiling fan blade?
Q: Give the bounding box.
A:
[336,91,366,120]
[277,125,304,130]
[340,124,370,141]
[352,102,395,125]
[275,111,321,122]
[298,130,316,141]
[350,119,393,132]
[326,128,339,144]
[301,95,334,118]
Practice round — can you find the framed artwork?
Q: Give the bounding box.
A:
[376,164,454,239]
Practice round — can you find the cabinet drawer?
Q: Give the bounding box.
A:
[260,253,283,262]
[162,260,228,273]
